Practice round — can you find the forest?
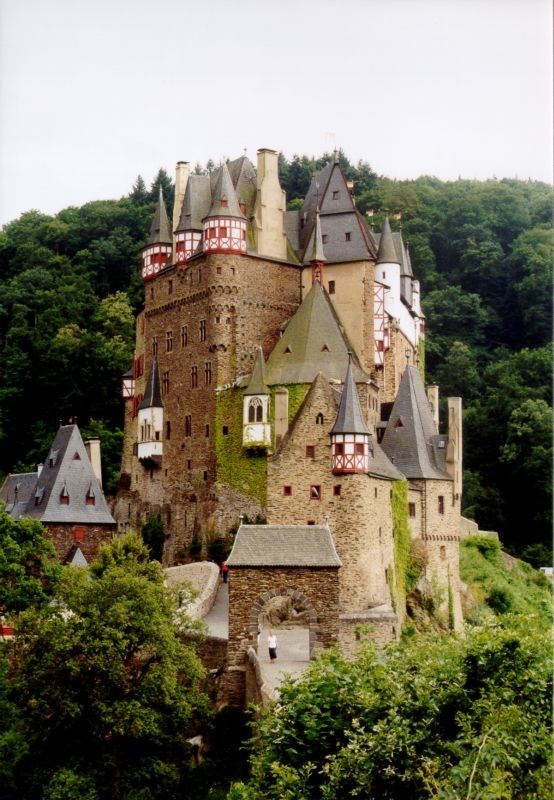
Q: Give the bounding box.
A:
[0,153,551,563]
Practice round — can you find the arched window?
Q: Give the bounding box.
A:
[248,397,263,423]
[316,413,324,425]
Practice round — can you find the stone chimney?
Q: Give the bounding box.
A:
[173,161,190,248]
[85,438,102,487]
[274,387,289,449]
[446,397,463,502]
[253,148,287,260]
[427,385,439,430]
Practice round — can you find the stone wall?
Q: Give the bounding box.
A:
[45,522,116,564]
[339,606,398,657]
[377,323,420,403]
[165,561,220,620]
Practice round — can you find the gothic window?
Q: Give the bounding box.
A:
[200,320,207,341]
[204,362,212,385]
[248,397,263,423]
[166,330,173,352]
[191,366,198,388]
[310,485,321,500]
[162,371,170,394]
[181,325,188,347]
[152,336,158,356]
[316,413,324,424]
[185,415,192,436]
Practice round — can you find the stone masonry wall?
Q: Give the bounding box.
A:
[46,522,116,564]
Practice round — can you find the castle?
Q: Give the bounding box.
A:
[113,148,466,669]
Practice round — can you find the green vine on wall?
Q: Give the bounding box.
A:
[417,338,425,380]
[391,480,411,614]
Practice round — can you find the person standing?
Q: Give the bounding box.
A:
[221,561,229,583]
[268,630,277,662]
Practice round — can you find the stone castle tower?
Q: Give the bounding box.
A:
[114,148,465,643]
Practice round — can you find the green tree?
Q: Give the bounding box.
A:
[4,535,210,800]
[0,506,61,616]
[141,513,165,562]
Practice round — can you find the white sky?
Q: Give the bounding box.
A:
[0,0,552,226]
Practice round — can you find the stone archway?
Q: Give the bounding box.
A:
[246,587,321,659]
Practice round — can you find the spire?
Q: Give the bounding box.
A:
[330,354,370,436]
[139,357,163,410]
[376,215,399,265]
[147,186,172,245]
[308,209,326,264]
[244,347,269,395]
[204,162,246,220]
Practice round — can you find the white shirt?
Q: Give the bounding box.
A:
[268,634,277,649]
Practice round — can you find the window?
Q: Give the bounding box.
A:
[345,231,351,241]
[203,470,208,481]
[168,279,173,295]
[191,366,198,388]
[150,287,154,300]
[248,397,263,423]
[199,320,207,341]
[204,362,212,385]
[166,330,173,352]
[322,234,328,243]
[73,452,81,460]
[328,280,335,294]
[438,495,445,514]
[221,198,228,207]
[307,519,315,525]
[408,502,416,518]
[220,226,228,237]
[74,527,85,541]
[165,420,171,440]
[333,485,341,496]
[222,425,229,435]
[185,415,192,436]
[60,492,69,505]
[334,442,344,455]
[310,485,321,500]
[187,459,192,469]
[152,336,158,356]
[332,190,339,199]
[205,424,210,437]
[316,413,324,425]
[216,266,222,275]
[440,545,446,560]
[355,442,365,455]
[86,495,95,506]
[283,485,292,496]
[374,487,378,498]
[306,445,315,458]
[181,325,188,347]
[162,370,170,394]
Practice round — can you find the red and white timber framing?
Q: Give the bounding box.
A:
[203,217,247,253]
[142,243,172,281]
[374,282,389,366]
[331,433,370,474]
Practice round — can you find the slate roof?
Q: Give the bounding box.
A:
[226,524,342,567]
[264,281,369,385]
[376,216,399,264]
[365,435,405,481]
[381,366,451,480]
[0,472,38,518]
[2,425,116,524]
[147,187,172,244]
[204,162,246,220]
[227,155,257,216]
[139,357,163,409]
[304,209,326,264]
[330,355,370,435]
[244,347,269,395]
[177,175,212,231]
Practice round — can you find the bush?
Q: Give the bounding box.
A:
[486,585,514,614]
[141,513,164,562]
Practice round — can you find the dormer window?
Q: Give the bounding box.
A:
[345,232,351,241]
[60,488,70,505]
[332,190,339,200]
[322,234,328,243]
[73,452,81,460]
[221,198,228,207]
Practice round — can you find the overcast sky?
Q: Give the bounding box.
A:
[0,0,552,226]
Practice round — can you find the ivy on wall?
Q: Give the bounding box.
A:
[215,389,267,506]
[391,479,411,614]
[418,338,425,380]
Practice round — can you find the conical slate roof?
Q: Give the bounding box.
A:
[204,162,246,220]
[330,354,370,435]
[376,216,399,265]
[147,187,172,244]
[139,357,163,409]
[177,175,211,231]
[244,347,269,395]
[304,209,326,264]
[264,282,368,385]
[381,365,450,480]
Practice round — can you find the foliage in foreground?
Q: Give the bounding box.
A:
[229,617,552,799]
[0,535,211,800]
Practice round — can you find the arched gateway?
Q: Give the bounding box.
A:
[224,524,342,705]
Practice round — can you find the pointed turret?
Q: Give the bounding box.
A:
[306,209,326,285]
[330,354,371,474]
[381,365,450,480]
[376,215,399,265]
[141,188,173,281]
[242,347,271,448]
[203,163,247,254]
[137,357,164,466]
[175,175,211,263]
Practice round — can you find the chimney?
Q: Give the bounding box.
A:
[427,385,439,430]
[173,161,190,246]
[37,463,43,477]
[85,438,102,487]
[274,387,289,449]
[446,397,463,502]
[253,148,287,260]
